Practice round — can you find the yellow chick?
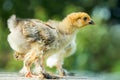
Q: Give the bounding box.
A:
[7,12,94,78]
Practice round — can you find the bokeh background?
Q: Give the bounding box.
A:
[0,0,120,76]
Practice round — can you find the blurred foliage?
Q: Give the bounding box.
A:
[0,0,120,74]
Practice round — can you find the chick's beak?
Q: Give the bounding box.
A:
[89,20,94,25]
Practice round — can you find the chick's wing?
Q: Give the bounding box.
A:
[21,19,55,45]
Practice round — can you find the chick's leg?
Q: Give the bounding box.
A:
[37,54,60,79]
[33,55,46,75]
[56,42,76,76]
[24,51,37,77]
[47,52,65,76]
[24,43,47,78]
[56,60,65,76]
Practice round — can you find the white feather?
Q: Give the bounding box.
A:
[7,15,16,32]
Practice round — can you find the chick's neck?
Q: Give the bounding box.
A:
[58,17,77,35]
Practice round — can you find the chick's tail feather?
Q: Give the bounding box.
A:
[7,15,17,32]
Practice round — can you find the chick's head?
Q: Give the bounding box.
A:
[67,12,94,28]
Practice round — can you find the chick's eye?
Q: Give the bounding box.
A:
[83,17,87,21]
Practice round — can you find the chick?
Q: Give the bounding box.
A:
[7,12,94,78]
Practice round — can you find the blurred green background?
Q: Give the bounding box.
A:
[0,0,120,75]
